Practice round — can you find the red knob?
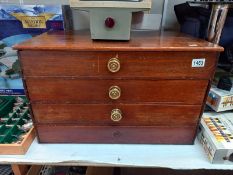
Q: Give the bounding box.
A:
[105,17,115,28]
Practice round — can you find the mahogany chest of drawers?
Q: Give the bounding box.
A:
[14,31,223,144]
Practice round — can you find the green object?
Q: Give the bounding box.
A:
[0,96,15,116]
[0,41,6,49]
[12,59,22,74]
[5,60,21,75]
[0,41,6,57]
[5,69,16,75]
[0,96,30,144]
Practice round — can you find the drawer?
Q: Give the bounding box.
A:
[36,125,196,144]
[20,51,217,79]
[25,78,208,104]
[32,103,202,126]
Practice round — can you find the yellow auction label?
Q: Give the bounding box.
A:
[11,13,55,29]
[21,16,46,28]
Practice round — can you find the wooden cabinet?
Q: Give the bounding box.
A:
[15,30,223,144]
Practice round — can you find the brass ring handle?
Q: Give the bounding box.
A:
[107,57,120,73]
[109,86,121,100]
[111,109,122,122]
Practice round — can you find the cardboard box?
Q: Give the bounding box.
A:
[0,4,63,95]
[198,112,233,164]
[206,86,233,112]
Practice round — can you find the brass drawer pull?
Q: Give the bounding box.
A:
[109,86,121,100]
[111,109,122,122]
[107,57,120,73]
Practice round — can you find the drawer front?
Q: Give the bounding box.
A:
[32,103,201,126]
[36,125,196,144]
[25,78,208,104]
[20,51,217,79]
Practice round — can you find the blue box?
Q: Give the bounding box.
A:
[0,5,64,95]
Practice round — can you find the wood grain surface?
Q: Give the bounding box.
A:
[14,30,224,52]
[32,103,201,126]
[25,78,208,104]
[20,51,217,79]
[36,125,196,144]
[17,31,223,144]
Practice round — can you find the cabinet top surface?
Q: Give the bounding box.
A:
[14,30,223,52]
